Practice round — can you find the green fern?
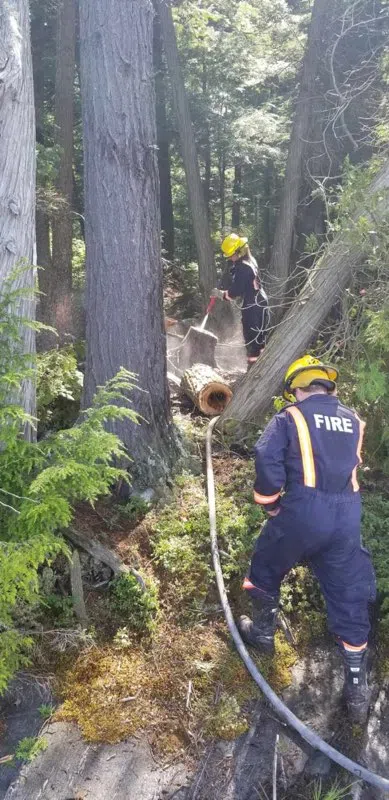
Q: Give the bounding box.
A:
[0,276,140,691]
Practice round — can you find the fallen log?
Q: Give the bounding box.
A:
[64,527,146,590]
[217,159,389,430]
[181,363,232,416]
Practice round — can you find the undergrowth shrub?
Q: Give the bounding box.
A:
[0,274,140,692]
[109,573,159,634]
[14,736,48,763]
[362,492,389,637]
[151,471,264,620]
[37,346,83,434]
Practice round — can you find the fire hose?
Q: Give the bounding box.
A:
[205,416,389,793]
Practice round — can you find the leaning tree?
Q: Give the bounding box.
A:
[79,0,175,485]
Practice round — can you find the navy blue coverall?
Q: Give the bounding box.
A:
[225,258,270,360]
[244,394,376,647]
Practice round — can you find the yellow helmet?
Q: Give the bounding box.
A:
[221,233,248,258]
[283,355,339,402]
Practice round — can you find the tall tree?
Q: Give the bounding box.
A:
[154,0,217,299]
[268,0,331,311]
[154,10,175,262]
[80,0,174,484]
[0,0,36,429]
[51,0,76,341]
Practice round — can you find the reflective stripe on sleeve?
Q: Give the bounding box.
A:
[286,406,316,488]
[253,490,281,505]
[351,414,366,492]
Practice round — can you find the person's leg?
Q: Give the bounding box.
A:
[310,496,376,722]
[240,511,309,652]
[242,318,261,369]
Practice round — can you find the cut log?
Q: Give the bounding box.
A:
[181,364,232,416]
[64,528,146,590]
[179,326,218,372]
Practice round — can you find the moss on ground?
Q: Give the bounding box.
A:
[56,448,358,753]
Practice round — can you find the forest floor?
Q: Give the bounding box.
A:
[2,356,389,799]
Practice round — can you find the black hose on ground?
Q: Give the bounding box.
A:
[206,416,389,793]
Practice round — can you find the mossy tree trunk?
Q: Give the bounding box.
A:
[80,0,175,485]
[0,0,36,434]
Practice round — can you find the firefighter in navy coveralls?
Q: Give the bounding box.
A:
[239,355,376,724]
[220,234,270,369]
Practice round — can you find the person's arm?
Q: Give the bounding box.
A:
[253,414,288,513]
[224,263,246,300]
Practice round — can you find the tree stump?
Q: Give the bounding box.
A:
[179,326,218,372]
[180,364,232,416]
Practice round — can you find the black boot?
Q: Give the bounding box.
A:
[341,647,370,724]
[238,594,278,654]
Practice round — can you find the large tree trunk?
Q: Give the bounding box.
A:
[51,0,76,343]
[154,0,217,299]
[31,0,57,350]
[219,151,226,232]
[268,0,331,312]
[218,160,389,429]
[153,10,174,262]
[0,0,36,431]
[231,164,242,230]
[80,0,175,486]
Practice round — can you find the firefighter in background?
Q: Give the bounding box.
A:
[239,355,376,724]
[219,233,270,369]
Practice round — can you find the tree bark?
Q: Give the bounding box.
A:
[80,0,175,486]
[231,164,242,230]
[154,0,217,299]
[268,0,330,311]
[218,160,389,429]
[0,0,36,430]
[219,151,226,232]
[181,364,232,416]
[153,9,175,261]
[51,0,76,342]
[202,60,211,217]
[31,0,57,350]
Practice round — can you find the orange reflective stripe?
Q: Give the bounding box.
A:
[253,489,281,505]
[351,414,366,492]
[286,406,316,488]
[341,640,367,652]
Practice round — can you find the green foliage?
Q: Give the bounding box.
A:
[109,573,159,634]
[362,493,389,636]
[14,736,48,763]
[339,303,389,472]
[118,496,150,524]
[40,594,75,626]
[0,278,141,692]
[72,238,86,289]
[151,471,264,619]
[170,0,308,263]
[38,704,55,720]
[37,346,83,433]
[310,779,353,800]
